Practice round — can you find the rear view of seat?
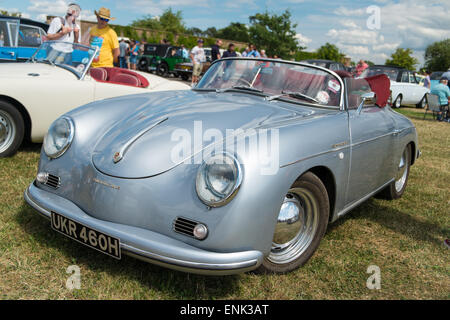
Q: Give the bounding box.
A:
[90,68,108,81]
[110,73,140,87]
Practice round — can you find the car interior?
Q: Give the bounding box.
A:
[89,67,149,88]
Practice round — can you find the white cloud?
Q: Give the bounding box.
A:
[295,33,312,46]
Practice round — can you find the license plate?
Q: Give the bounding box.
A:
[51,212,121,259]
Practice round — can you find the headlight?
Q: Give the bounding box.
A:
[43,117,74,159]
[196,153,242,207]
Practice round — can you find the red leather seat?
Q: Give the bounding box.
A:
[90,68,107,81]
[110,73,140,87]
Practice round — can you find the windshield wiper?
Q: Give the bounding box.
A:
[266,90,319,104]
[217,85,264,94]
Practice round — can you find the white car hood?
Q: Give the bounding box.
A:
[0,62,77,80]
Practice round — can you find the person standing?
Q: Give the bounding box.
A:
[260,49,267,58]
[179,44,189,59]
[119,39,129,69]
[222,43,237,58]
[248,44,260,57]
[46,3,81,65]
[242,46,250,57]
[430,76,450,122]
[211,39,222,62]
[355,59,369,77]
[129,40,139,70]
[423,70,431,89]
[190,39,206,86]
[88,7,119,68]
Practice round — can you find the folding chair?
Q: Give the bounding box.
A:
[423,93,443,120]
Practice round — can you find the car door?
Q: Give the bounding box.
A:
[16,24,43,61]
[345,78,396,205]
[399,71,415,104]
[0,18,18,61]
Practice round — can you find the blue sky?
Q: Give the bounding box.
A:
[1,0,449,66]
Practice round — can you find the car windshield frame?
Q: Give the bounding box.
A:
[194,57,345,110]
[28,40,98,80]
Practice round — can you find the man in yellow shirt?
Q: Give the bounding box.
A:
[89,7,119,68]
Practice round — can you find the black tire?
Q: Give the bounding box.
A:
[0,100,25,158]
[138,58,148,72]
[180,73,189,81]
[377,144,411,200]
[157,63,169,77]
[393,95,402,108]
[416,95,427,109]
[258,172,329,274]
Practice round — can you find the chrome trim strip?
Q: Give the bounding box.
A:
[336,179,394,217]
[121,243,259,271]
[113,117,168,163]
[280,145,350,168]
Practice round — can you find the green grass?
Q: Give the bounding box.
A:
[0,107,449,299]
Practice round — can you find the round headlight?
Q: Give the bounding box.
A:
[196,153,242,207]
[43,117,74,159]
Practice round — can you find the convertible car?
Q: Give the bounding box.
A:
[0,41,189,157]
[25,58,419,275]
[360,65,429,108]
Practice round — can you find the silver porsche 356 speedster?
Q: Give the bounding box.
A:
[25,58,420,275]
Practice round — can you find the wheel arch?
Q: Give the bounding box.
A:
[295,165,336,222]
[408,141,416,166]
[0,95,31,142]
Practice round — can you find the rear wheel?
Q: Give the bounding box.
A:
[416,95,427,109]
[157,63,169,77]
[393,95,402,108]
[0,100,25,157]
[258,172,329,273]
[138,58,148,72]
[378,144,411,200]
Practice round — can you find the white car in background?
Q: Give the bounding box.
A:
[361,65,429,109]
[0,41,190,157]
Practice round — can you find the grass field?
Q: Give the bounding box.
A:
[0,107,449,300]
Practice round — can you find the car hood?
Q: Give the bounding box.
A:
[91,90,330,178]
[0,62,77,80]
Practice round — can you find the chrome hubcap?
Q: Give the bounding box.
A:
[0,110,15,153]
[395,98,401,108]
[395,149,408,192]
[268,188,319,265]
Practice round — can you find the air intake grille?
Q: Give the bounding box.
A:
[173,217,197,238]
[45,174,60,189]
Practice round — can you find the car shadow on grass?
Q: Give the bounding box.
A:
[15,203,241,299]
[18,141,41,153]
[327,199,447,246]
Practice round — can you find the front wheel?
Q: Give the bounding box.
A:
[258,172,329,273]
[378,144,411,200]
[0,100,25,157]
[157,63,169,77]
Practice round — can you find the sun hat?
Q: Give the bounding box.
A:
[95,7,115,20]
[197,39,204,43]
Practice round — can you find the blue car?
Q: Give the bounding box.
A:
[0,15,48,62]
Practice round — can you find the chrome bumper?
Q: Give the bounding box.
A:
[24,182,263,275]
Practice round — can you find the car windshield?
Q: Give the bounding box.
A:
[29,41,97,79]
[361,67,399,81]
[196,58,342,107]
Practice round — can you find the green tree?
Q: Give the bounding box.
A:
[0,10,21,17]
[248,10,300,59]
[216,22,250,43]
[315,43,344,62]
[294,51,318,61]
[131,8,186,34]
[424,39,450,72]
[385,48,418,71]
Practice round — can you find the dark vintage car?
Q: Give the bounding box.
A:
[0,15,48,62]
[137,44,190,76]
[173,47,213,81]
[300,59,348,72]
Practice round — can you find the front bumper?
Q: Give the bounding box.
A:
[24,181,263,275]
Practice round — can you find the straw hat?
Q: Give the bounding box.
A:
[95,7,115,20]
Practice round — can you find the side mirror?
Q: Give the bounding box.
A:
[357,91,376,114]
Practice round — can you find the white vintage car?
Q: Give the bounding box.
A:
[0,41,190,157]
[361,65,429,109]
